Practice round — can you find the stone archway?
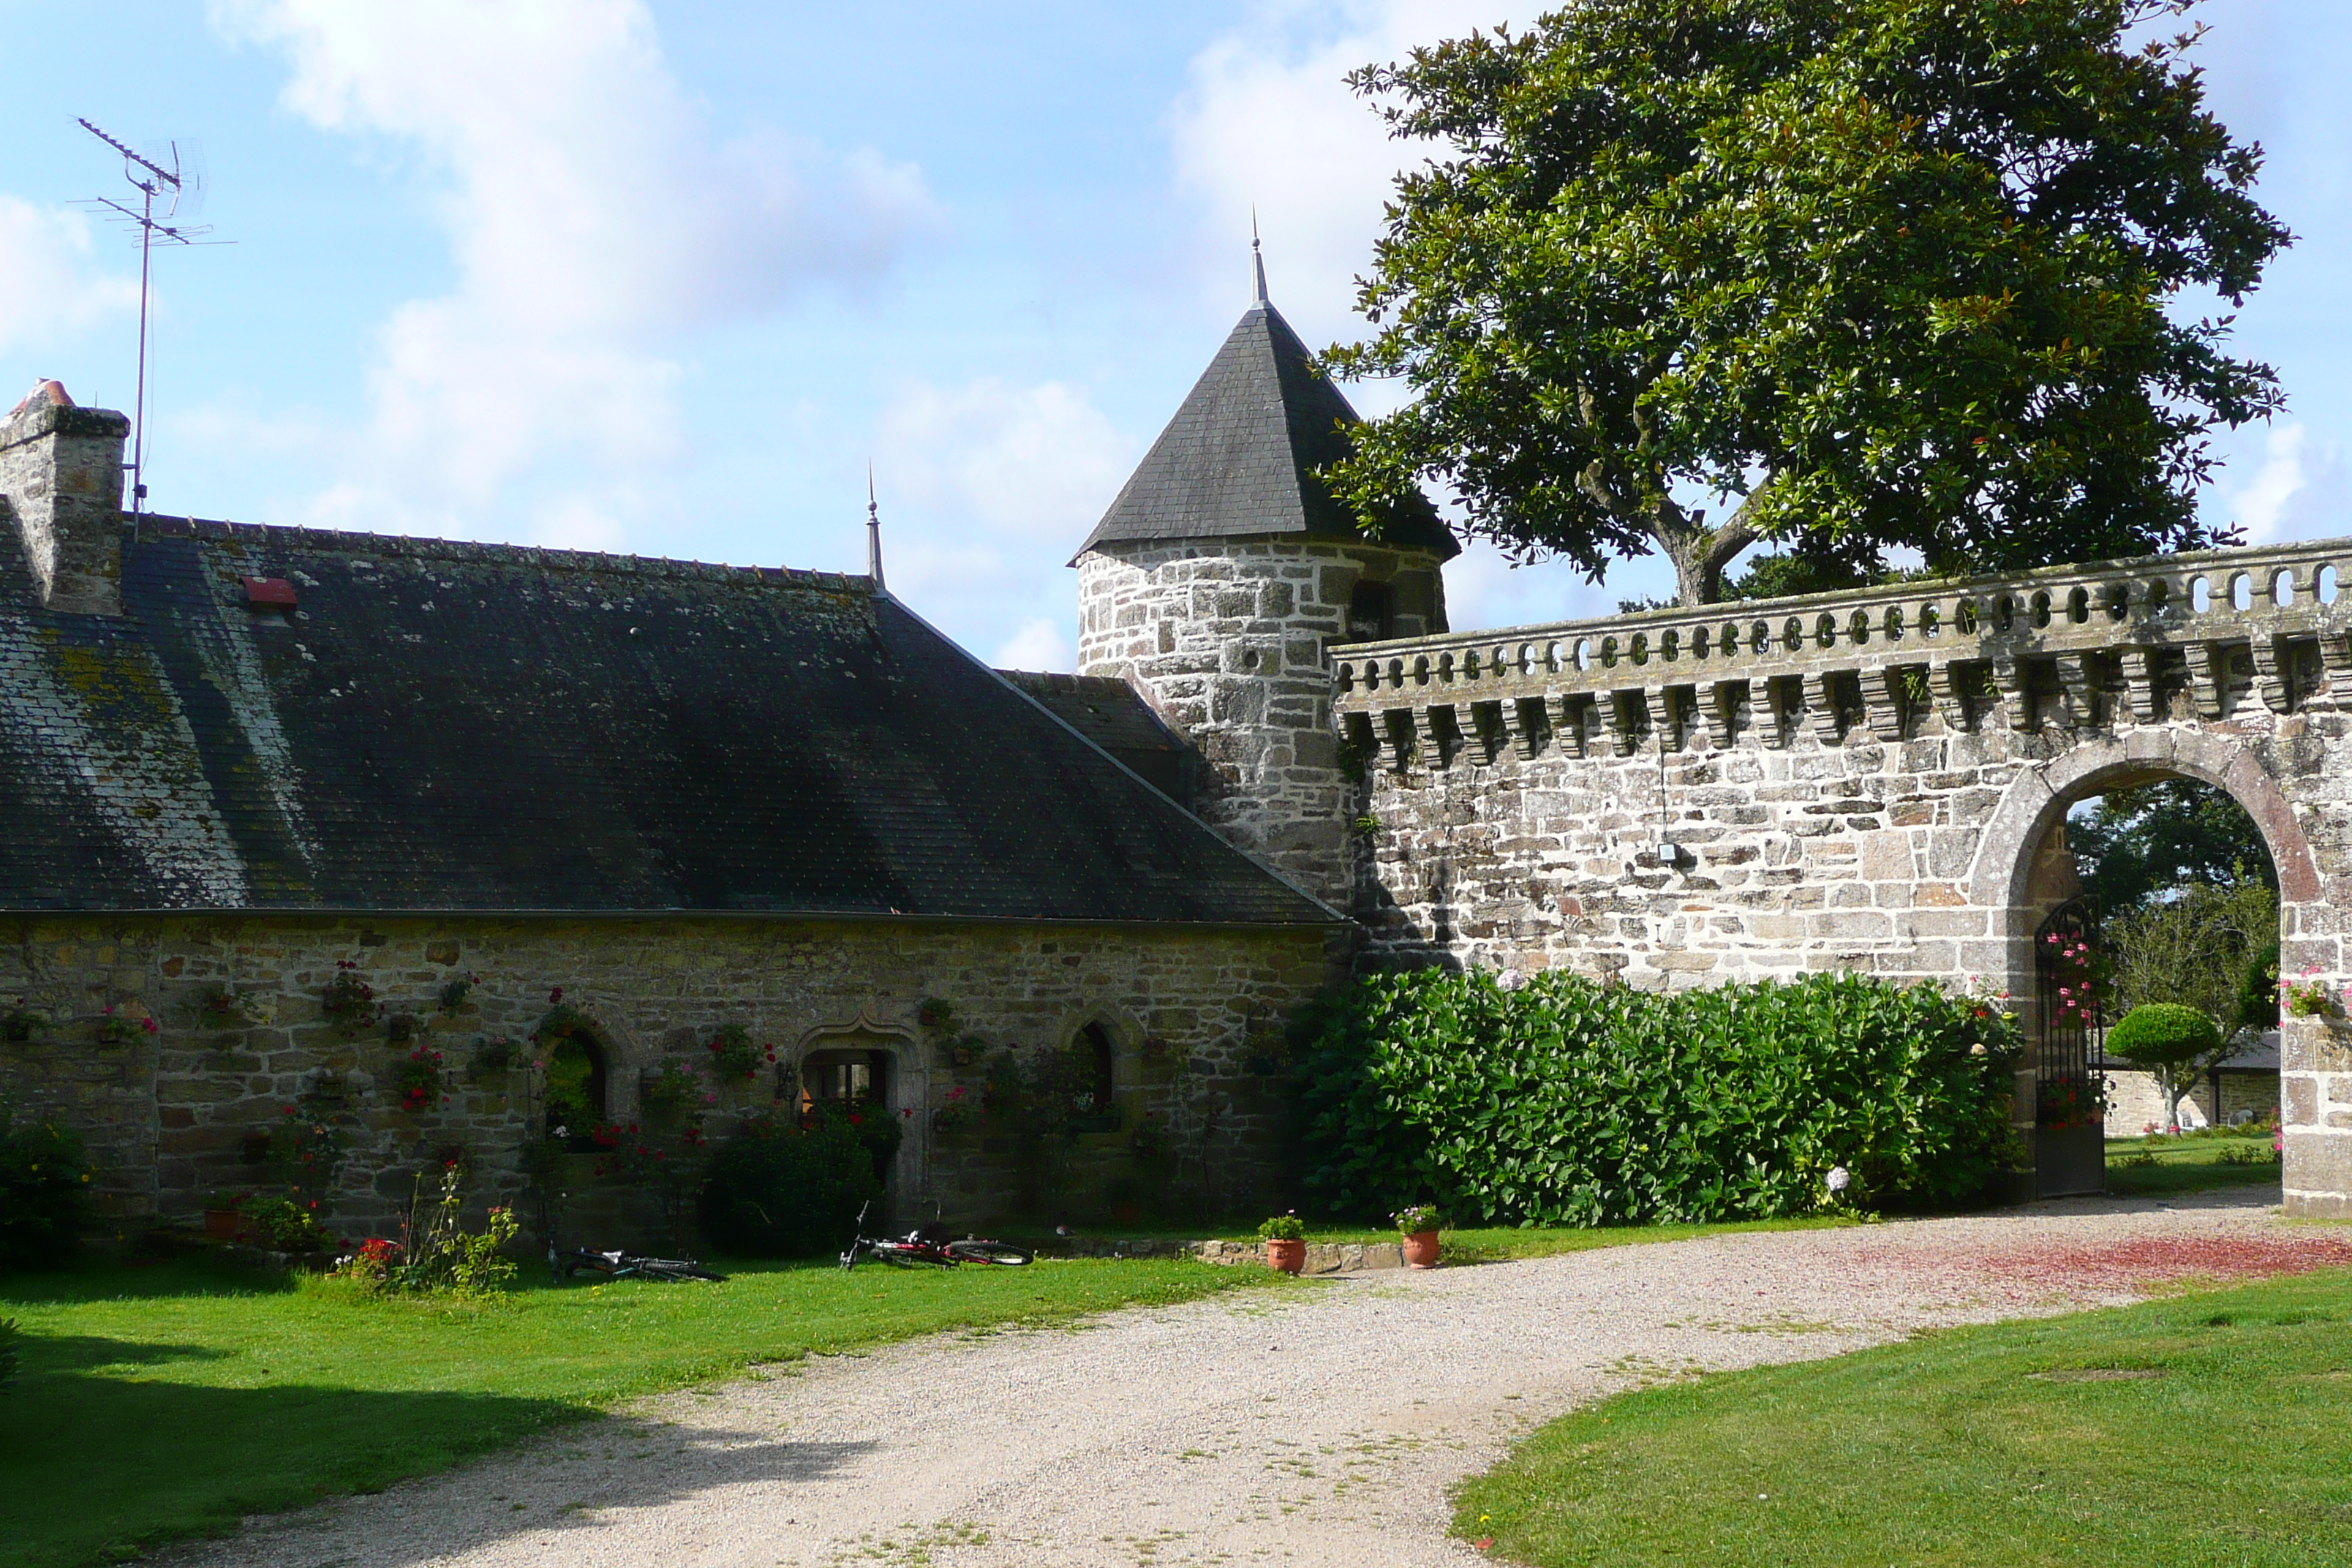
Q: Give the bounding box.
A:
[1967,730,2322,1208]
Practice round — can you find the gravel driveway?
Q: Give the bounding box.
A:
[173,1189,2329,1568]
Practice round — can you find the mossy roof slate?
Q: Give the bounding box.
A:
[0,516,1336,925]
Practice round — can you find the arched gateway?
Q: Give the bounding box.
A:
[1326,539,2352,1217]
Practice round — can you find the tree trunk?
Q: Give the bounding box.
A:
[1654,513,1760,607]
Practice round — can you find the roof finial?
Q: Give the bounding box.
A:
[866,463,887,594]
[1251,207,1269,306]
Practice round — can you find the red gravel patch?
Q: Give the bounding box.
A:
[1869,1235,2352,1297]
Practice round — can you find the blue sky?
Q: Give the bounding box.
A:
[1,1,2346,669]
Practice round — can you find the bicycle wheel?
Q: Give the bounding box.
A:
[945,1240,1032,1266]
[870,1240,951,1267]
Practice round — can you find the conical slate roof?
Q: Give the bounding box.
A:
[1073,298,1457,561]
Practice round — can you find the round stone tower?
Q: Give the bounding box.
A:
[1072,256,1456,908]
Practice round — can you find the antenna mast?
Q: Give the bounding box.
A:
[77,118,222,515]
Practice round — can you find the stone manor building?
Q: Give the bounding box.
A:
[8,262,2352,1233]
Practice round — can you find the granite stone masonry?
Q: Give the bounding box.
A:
[1078,537,1442,908]
[1327,538,2352,1218]
[0,915,1331,1240]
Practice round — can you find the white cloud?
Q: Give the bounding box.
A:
[208,0,939,531]
[0,197,138,358]
[2228,421,2347,543]
[992,617,1074,673]
[877,377,1137,543]
[1171,1,1523,348]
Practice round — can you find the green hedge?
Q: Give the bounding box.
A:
[1295,970,2022,1225]
[698,1106,889,1258]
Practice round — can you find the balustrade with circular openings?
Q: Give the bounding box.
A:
[1329,544,2352,753]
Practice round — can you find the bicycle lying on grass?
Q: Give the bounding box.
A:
[550,1245,727,1284]
[839,1202,1033,1270]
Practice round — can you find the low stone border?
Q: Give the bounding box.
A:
[1189,1238,1406,1273]
[1006,1235,1412,1272]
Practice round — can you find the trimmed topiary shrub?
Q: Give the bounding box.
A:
[2106,1002,2224,1066]
[2107,1002,2230,1133]
[0,1101,91,1267]
[2107,1002,2226,1085]
[698,1107,885,1257]
[1295,970,2022,1225]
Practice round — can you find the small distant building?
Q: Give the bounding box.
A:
[2100,1033,2283,1135]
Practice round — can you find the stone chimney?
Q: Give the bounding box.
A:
[0,380,129,616]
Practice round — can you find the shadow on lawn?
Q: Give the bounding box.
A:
[2,1330,875,1568]
[0,1251,301,1305]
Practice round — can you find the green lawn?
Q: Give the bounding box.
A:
[1458,1267,2352,1567]
[2106,1129,2283,1197]
[0,1252,1289,1568]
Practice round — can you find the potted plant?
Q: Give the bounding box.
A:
[202,1191,253,1243]
[93,1006,157,1047]
[197,987,268,1030]
[640,1060,701,1116]
[237,1194,333,1259]
[438,973,478,1014]
[1,1001,50,1044]
[465,1033,519,1082]
[930,1082,981,1133]
[391,1047,446,1112]
[706,1023,773,1081]
[1394,1204,1442,1268]
[1258,1212,1306,1274]
[321,962,379,1034]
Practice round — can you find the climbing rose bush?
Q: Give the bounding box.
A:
[1294,970,2022,1226]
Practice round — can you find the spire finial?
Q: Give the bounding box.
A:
[1251,208,1268,306]
[866,464,887,594]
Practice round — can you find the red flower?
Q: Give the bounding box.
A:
[549,986,564,1003]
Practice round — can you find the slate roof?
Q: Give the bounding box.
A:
[1072,298,1458,561]
[995,671,1202,810]
[0,517,1337,926]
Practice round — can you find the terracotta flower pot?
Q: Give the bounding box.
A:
[1402,1229,1442,1269]
[203,1208,243,1243]
[1264,1237,1307,1274]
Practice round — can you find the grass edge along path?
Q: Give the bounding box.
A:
[0,1255,1294,1568]
[1456,1266,2352,1567]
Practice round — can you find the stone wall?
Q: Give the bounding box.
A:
[2102,1063,2282,1137]
[0,913,1335,1246]
[1330,540,2352,1215]
[1077,536,1445,909]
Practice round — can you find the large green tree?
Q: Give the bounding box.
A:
[1325,0,2289,605]
[2069,777,2276,913]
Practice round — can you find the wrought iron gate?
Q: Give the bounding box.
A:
[2033,897,2107,1196]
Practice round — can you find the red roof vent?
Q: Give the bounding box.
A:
[243,576,298,611]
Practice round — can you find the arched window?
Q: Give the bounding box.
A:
[542,1028,607,1149]
[1077,1022,1115,1114]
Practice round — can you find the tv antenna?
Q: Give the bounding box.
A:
[77,118,227,515]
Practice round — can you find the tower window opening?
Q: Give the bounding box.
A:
[1349,581,1395,642]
